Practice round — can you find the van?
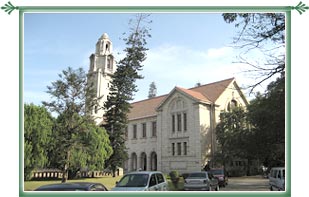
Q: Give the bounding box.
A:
[269,167,285,191]
[111,171,168,191]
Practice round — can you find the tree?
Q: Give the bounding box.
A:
[24,103,54,180]
[215,107,254,175]
[148,81,157,98]
[247,76,285,168]
[43,67,112,182]
[222,13,285,93]
[215,76,285,173]
[104,14,151,176]
[195,82,202,87]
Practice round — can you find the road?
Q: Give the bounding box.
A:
[220,176,270,191]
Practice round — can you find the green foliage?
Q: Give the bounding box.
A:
[216,107,252,166]
[104,14,151,176]
[148,81,157,98]
[223,13,285,44]
[215,76,285,171]
[24,104,54,180]
[169,170,179,180]
[247,76,285,167]
[43,67,97,116]
[169,170,180,189]
[43,67,112,182]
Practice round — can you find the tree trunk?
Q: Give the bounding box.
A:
[246,158,251,176]
[62,151,70,183]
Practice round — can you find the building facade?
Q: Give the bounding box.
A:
[124,79,249,174]
[88,33,249,174]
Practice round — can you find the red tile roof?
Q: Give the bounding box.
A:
[190,77,234,102]
[128,78,235,120]
[176,87,211,103]
[128,95,166,120]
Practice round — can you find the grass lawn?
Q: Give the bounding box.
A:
[24,175,184,191]
[24,176,122,191]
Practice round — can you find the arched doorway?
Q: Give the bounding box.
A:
[140,152,147,171]
[150,152,157,171]
[131,152,137,171]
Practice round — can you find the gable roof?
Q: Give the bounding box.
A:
[128,78,235,121]
[128,95,166,120]
[190,77,234,102]
[176,87,212,103]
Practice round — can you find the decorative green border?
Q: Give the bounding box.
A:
[6,1,301,197]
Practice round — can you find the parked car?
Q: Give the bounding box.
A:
[184,171,219,191]
[34,182,108,191]
[111,171,168,191]
[269,167,285,191]
[208,168,228,187]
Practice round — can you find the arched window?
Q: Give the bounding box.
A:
[227,99,238,111]
[140,152,147,171]
[107,57,111,69]
[150,152,157,171]
[131,153,137,171]
[105,44,109,52]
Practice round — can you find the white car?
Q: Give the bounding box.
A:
[184,171,219,191]
[269,167,285,191]
[111,171,168,191]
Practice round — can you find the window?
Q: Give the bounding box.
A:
[156,173,165,183]
[228,99,238,111]
[183,113,187,131]
[172,143,175,156]
[142,123,147,138]
[177,142,181,155]
[183,142,187,155]
[107,57,112,69]
[149,174,157,187]
[152,121,157,137]
[177,114,182,131]
[169,98,188,134]
[172,115,175,132]
[133,125,137,139]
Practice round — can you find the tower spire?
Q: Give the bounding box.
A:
[87,33,116,125]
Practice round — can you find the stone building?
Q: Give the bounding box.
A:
[88,33,249,174]
[124,78,249,174]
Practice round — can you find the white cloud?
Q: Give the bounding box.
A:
[206,47,233,59]
[132,44,278,102]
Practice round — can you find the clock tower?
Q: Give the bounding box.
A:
[87,33,116,125]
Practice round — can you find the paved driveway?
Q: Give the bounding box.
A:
[220,176,269,191]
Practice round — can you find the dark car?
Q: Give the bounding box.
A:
[208,168,228,187]
[184,171,219,191]
[34,182,108,191]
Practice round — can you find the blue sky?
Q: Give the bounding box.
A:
[24,12,274,104]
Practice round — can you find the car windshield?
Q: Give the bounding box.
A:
[117,174,149,187]
[188,172,207,179]
[209,169,224,175]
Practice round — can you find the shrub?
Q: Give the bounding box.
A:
[169,171,179,189]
